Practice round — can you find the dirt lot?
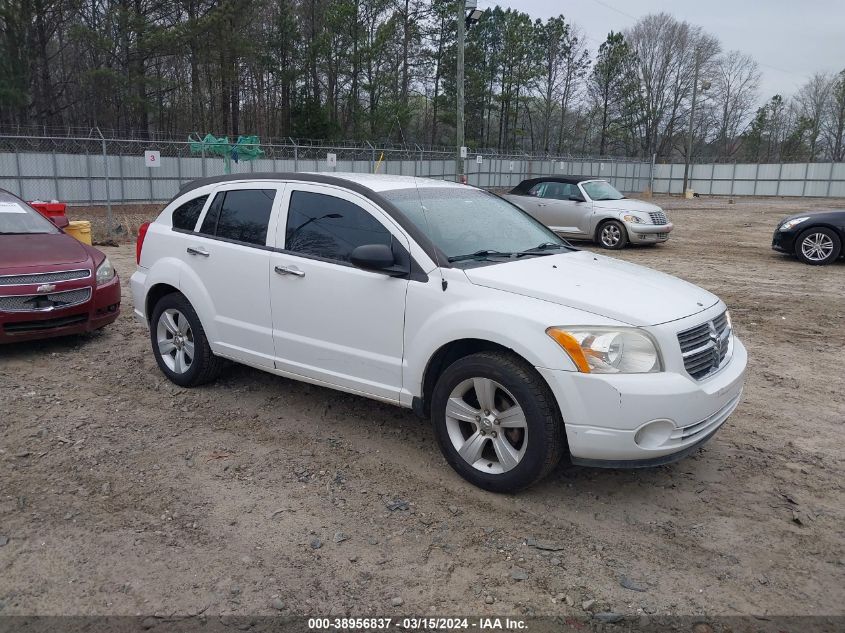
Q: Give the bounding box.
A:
[1,195,844,620]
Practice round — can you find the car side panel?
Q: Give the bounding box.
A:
[400,270,628,407]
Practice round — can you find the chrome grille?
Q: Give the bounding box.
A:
[0,287,91,312]
[0,269,90,286]
[649,211,668,225]
[677,311,731,380]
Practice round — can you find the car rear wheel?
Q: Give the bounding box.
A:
[597,220,628,249]
[431,351,564,492]
[795,227,841,265]
[150,293,225,387]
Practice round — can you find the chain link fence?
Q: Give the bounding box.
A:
[0,132,652,201]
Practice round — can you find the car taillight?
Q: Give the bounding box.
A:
[136,222,150,265]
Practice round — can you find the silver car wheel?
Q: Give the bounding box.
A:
[444,377,528,474]
[156,308,195,374]
[801,232,834,262]
[601,224,622,247]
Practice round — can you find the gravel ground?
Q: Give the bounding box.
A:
[1,195,844,620]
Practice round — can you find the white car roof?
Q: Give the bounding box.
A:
[299,172,466,193]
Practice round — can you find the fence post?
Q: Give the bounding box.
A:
[96,129,113,236]
[753,163,760,196]
[176,142,183,191]
[51,146,60,200]
[730,161,736,196]
[117,147,125,203]
[14,147,23,198]
[85,151,93,206]
[293,139,299,173]
[801,162,809,197]
[826,162,835,197]
[201,144,207,178]
[775,162,783,196]
[366,140,375,174]
[650,154,656,193]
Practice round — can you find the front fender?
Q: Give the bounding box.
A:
[402,274,626,401]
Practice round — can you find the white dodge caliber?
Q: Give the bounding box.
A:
[131,173,747,491]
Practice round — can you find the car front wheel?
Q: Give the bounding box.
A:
[795,227,841,265]
[597,220,628,249]
[150,293,225,387]
[431,351,565,492]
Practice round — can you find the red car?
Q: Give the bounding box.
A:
[0,189,120,343]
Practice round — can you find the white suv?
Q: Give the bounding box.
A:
[131,173,747,491]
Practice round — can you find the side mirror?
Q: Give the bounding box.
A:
[51,215,70,229]
[349,243,406,276]
[569,194,585,203]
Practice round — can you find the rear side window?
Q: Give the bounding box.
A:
[171,195,208,231]
[199,189,276,246]
[531,182,575,200]
[285,191,391,263]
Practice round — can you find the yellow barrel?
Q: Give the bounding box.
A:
[65,220,92,245]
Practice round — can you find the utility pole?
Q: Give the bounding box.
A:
[682,52,702,195]
[456,0,465,183]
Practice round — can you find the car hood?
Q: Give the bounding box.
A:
[778,209,845,225]
[592,198,662,214]
[463,250,719,326]
[0,233,91,270]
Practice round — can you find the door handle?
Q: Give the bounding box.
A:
[538,203,548,207]
[274,265,305,278]
[186,246,210,257]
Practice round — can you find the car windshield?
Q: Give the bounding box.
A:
[582,180,625,201]
[0,191,59,235]
[380,186,571,264]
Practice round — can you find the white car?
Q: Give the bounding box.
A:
[131,173,746,492]
[501,177,673,249]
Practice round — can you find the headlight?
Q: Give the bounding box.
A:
[546,327,662,374]
[96,258,115,285]
[779,217,809,231]
[622,214,644,224]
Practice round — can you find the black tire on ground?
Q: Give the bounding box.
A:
[794,227,841,265]
[149,292,226,387]
[596,219,629,249]
[430,351,565,492]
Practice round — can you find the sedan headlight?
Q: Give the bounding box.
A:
[546,327,662,374]
[96,257,115,285]
[779,217,809,231]
[622,214,644,224]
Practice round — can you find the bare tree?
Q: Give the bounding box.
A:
[794,72,833,161]
[711,50,760,157]
[625,13,720,159]
[824,69,845,161]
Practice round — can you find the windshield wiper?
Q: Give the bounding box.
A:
[515,242,567,257]
[447,249,515,263]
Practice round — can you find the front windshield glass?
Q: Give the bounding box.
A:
[380,186,570,263]
[0,191,59,235]
[582,180,624,201]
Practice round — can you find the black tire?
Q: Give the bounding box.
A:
[430,351,565,492]
[794,227,841,265]
[149,292,226,387]
[597,219,629,249]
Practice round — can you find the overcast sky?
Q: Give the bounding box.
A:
[479,0,845,100]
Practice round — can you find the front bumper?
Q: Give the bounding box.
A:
[537,336,747,466]
[771,228,797,254]
[626,221,673,242]
[0,276,121,343]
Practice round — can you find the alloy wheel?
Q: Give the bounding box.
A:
[601,224,622,247]
[156,308,195,374]
[444,377,528,474]
[801,232,835,262]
